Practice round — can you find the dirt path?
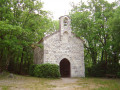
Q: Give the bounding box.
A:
[48,78,82,90]
[1,74,118,90]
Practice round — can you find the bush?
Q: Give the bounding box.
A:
[106,63,120,75]
[29,64,36,76]
[29,63,60,78]
[87,61,107,77]
[86,60,120,78]
[117,72,120,78]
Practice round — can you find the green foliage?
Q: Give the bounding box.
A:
[29,64,36,76]
[70,0,120,77]
[117,72,120,78]
[87,61,106,77]
[87,60,120,77]
[29,63,60,78]
[106,63,120,75]
[109,6,120,51]
[0,0,54,74]
[45,20,59,35]
[53,20,59,30]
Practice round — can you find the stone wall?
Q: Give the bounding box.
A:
[34,47,43,64]
[43,31,85,77]
[34,15,85,77]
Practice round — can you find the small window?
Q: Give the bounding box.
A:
[64,17,68,26]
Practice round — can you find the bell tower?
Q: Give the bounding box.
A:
[59,15,72,36]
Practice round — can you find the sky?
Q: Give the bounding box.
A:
[41,0,116,20]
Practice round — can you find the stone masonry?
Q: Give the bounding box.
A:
[34,15,85,77]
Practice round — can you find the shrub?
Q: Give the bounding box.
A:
[86,61,120,78]
[29,63,60,78]
[106,63,120,75]
[87,61,107,77]
[117,72,120,78]
[29,64,36,76]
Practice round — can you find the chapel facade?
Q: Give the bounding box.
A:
[34,15,85,77]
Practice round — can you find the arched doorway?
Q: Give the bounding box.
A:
[60,58,70,77]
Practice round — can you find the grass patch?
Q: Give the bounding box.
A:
[1,86,10,90]
[77,77,120,90]
[0,72,9,79]
[0,73,120,90]
[0,73,59,90]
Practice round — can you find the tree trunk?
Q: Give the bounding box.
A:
[0,49,3,72]
[19,47,25,74]
[5,47,13,71]
[91,49,97,65]
[5,56,10,71]
[113,52,118,64]
[101,50,104,61]
[105,50,107,64]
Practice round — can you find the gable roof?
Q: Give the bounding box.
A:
[38,30,84,44]
[38,30,60,44]
[38,15,84,44]
[43,30,60,40]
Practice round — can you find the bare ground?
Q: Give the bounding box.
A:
[0,76,100,90]
[48,78,102,90]
[48,78,79,90]
[0,74,120,90]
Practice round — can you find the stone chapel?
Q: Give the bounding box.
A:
[34,15,85,77]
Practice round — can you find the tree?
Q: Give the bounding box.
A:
[108,6,120,64]
[0,0,52,74]
[70,0,120,76]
